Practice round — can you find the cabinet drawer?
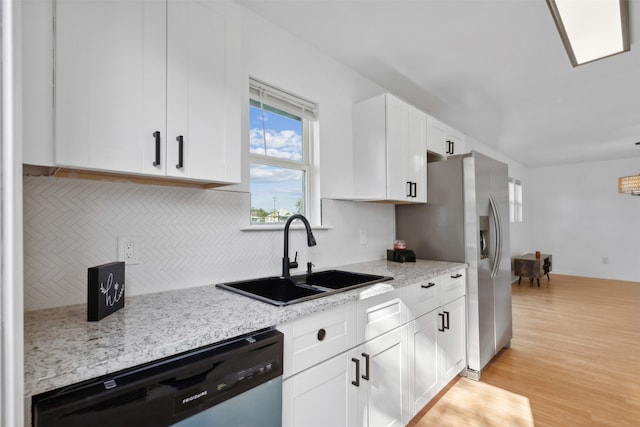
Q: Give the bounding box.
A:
[357,288,407,343]
[441,270,466,306]
[278,303,357,379]
[406,277,442,320]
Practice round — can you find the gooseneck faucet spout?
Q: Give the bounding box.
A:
[282,214,316,278]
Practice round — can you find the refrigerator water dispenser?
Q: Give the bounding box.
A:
[479,215,490,259]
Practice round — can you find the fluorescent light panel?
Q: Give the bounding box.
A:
[547,0,629,66]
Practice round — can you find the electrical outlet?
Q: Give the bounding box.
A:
[117,236,139,265]
[359,229,367,245]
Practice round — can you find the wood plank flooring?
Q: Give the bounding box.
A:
[409,274,640,426]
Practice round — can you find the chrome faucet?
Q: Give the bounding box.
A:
[282,214,316,278]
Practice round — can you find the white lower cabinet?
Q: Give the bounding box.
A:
[407,295,466,416]
[407,310,440,413]
[282,351,358,427]
[282,326,407,427]
[361,326,407,427]
[440,296,466,384]
[280,269,467,426]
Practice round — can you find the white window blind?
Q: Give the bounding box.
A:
[249,77,318,120]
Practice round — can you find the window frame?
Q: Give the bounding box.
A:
[248,78,319,225]
[508,178,523,223]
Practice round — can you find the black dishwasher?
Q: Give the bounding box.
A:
[32,328,283,427]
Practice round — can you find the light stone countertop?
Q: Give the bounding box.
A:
[24,259,465,398]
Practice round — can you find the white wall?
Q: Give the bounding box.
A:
[528,158,640,282]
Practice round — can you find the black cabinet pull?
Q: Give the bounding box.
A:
[406,182,417,198]
[153,131,161,166]
[450,140,455,154]
[446,140,454,155]
[176,135,184,169]
[361,353,370,381]
[444,310,450,330]
[421,282,436,289]
[351,358,360,387]
[438,313,445,332]
[451,273,463,279]
[317,328,326,341]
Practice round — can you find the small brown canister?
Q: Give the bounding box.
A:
[535,251,541,259]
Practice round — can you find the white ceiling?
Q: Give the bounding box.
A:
[239,0,640,167]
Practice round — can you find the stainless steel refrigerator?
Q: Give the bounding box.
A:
[396,151,511,379]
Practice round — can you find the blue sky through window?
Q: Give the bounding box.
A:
[250,103,305,215]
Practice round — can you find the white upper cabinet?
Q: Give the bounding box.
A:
[353,93,427,203]
[426,115,466,158]
[53,0,240,184]
[165,0,240,182]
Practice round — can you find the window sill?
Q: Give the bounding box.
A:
[240,224,333,232]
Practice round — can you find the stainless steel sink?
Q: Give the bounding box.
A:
[216,270,392,306]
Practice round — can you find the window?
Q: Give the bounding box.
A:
[249,78,318,224]
[509,178,523,223]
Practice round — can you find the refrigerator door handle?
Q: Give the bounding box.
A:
[489,196,503,279]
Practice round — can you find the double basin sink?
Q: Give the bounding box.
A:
[216,270,393,306]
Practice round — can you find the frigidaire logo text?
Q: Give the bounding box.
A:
[182,390,208,405]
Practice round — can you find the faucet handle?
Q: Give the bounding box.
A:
[289,251,299,269]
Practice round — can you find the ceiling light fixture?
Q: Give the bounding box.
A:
[618,175,640,195]
[618,142,640,196]
[546,0,630,66]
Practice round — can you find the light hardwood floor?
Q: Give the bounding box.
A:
[410,274,640,426]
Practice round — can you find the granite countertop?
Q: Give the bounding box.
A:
[24,259,465,398]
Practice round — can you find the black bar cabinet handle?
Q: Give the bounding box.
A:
[361,353,370,381]
[421,282,436,289]
[438,313,445,332]
[176,135,184,169]
[447,140,454,155]
[153,131,161,166]
[351,358,360,386]
[450,140,455,154]
[406,181,412,197]
[444,311,450,330]
[451,274,463,279]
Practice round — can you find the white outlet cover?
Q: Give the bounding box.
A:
[117,236,139,265]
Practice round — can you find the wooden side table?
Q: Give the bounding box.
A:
[513,253,552,286]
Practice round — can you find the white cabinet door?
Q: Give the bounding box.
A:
[426,114,466,158]
[55,0,167,175]
[282,352,358,427]
[407,105,427,202]
[357,288,407,344]
[166,0,240,183]
[447,127,466,156]
[406,277,441,321]
[426,115,447,157]
[385,94,410,201]
[439,296,466,385]
[353,93,427,203]
[440,270,466,306]
[360,326,407,427]
[407,310,440,416]
[277,302,357,379]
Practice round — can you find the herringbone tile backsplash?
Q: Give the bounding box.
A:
[24,177,394,311]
